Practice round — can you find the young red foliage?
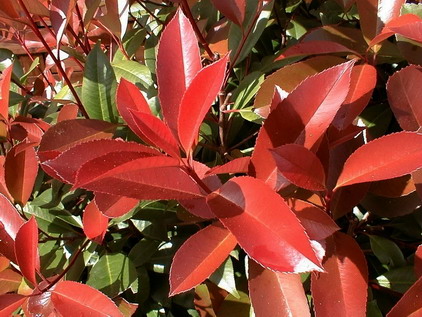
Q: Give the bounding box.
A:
[169,222,237,296]
[206,157,250,176]
[14,217,40,286]
[248,259,311,317]
[0,65,13,121]
[51,280,124,316]
[0,194,24,262]
[277,40,358,60]
[415,245,422,279]
[0,294,27,316]
[311,232,368,317]
[157,8,201,135]
[0,269,22,294]
[206,176,323,273]
[387,275,422,317]
[94,192,138,218]
[83,201,109,243]
[210,0,245,26]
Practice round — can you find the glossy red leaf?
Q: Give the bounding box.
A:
[116,79,151,137]
[333,64,377,130]
[83,201,108,243]
[38,119,117,163]
[0,294,26,316]
[157,8,201,135]
[248,259,311,317]
[51,280,123,316]
[50,0,75,42]
[0,65,12,121]
[57,104,80,122]
[277,40,358,60]
[94,192,138,218]
[271,144,326,191]
[130,110,180,158]
[0,194,24,262]
[387,65,422,131]
[74,154,204,200]
[251,60,355,189]
[288,200,339,241]
[210,0,245,26]
[387,275,422,317]
[206,157,250,175]
[25,290,55,317]
[415,245,422,279]
[0,268,22,294]
[311,232,368,317]
[5,143,38,206]
[178,55,228,153]
[169,222,237,296]
[206,176,322,273]
[335,132,422,189]
[14,217,39,286]
[44,139,160,184]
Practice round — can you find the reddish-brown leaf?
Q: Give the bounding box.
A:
[51,280,123,316]
[83,201,108,243]
[0,294,26,316]
[414,168,422,201]
[130,110,180,158]
[251,60,354,189]
[0,194,24,262]
[311,232,368,317]
[277,40,359,60]
[116,79,151,137]
[271,144,326,191]
[38,119,117,163]
[288,200,339,241]
[387,275,422,317]
[94,192,138,218]
[210,0,245,26]
[157,8,201,135]
[333,64,377,130]
[74,154,204,200]
[50,0,75,42]
[169,222,237,296]
[0,268,22,294]
[0,65,13,121]
[14,217,39,286]
[44,139,160,184]
[178,55,228,153]
[206,177,322,273]
[5,143,38,206]
[387,65,422,131]
[206,157,250,176]
[335,132,422,189]
[248,259,311,317]
[57,104,80,122]
[415,245,422,279]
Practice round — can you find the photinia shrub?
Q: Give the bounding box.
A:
[0,0,421,316]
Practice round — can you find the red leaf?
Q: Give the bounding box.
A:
[5,143,38,206]
[178,55,228,153]
[206,157,250,175]
[387,275,422,317]
[51,280,123,316]
[0,194,24,262]
[206,176,322,273]
[14,217,39,286]
[74,154,204,200]
[0,268,23,294]
[415,245,422,279]
[333,64,377,130]
[57,104,79,122]
[157,8,201,135]
[0,294,26,316]
[335,132,422,189]
[277,40,359,60]
[251,60,355,189]
[387,65,422,131]
[414,168,422,201]
[248,259,311,317]
[50,0,75,42]
[271,144,326,191]
[169,222,237,296]
[38,119,117,163]
[94,192,138,218]
[44,139,160,184]
[130,110,180,158]
[210,0,245,26]
[288,199,339,241]
[0,65,13,121]
[311,232,368,317]
[116,79,152,137]
[83,201,108,243]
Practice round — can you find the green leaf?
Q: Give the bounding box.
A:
[0,49,13,71]
[209,257,239,298]
[82,43,118,122]
[20,57,39,83]
[87,253,138,297]
[112,60,154,95]
[376,266,416,293]
[369,235,406,268]
[39,240,68,277]
[128,239,161,267]
[231,71,264,111]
